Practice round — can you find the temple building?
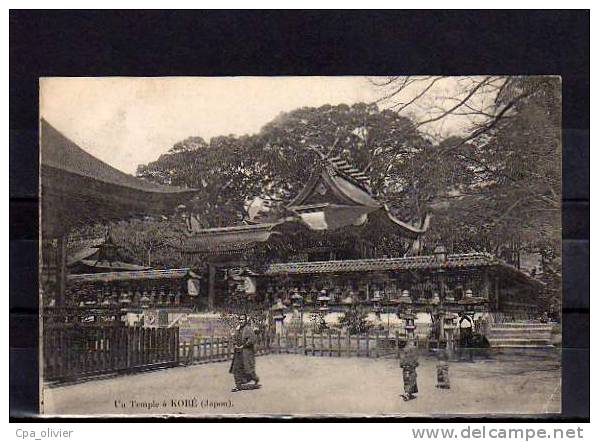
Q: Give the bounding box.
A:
[176,155,544,318]
[40,120,199,315]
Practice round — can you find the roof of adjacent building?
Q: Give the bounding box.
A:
[68,268,197,283]
[41,120,199,237]
[263,253,544,288]
[174,222,283,253]
[76,260,151,272]
[41,119,194,194]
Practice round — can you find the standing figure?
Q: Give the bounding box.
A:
[436,350,450,389]
[458,314,474,362]
[400,345,419,401]
[229,314,261,392]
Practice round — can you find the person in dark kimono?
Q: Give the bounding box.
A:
[436,349,450,389]
[400,344,419,401]
[229,314,261,392]
[458,314,475,362]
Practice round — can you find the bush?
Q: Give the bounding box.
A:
[338,305,373,335]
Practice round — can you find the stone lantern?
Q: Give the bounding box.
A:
[119,290,131,307]
[433,244,447,262]
[428,292,443,349]
[442,312,459,356]
[397,290,416,343]
[457,288,486,342]
[458,289,486,320]
[317,290,331,313]
[271,299,287,336]
[372,291,383,319]
[266,284,274,304]
[342,291,355,306]
[140,293,151,310]
[291,289,305,329]
[144,291,153,307]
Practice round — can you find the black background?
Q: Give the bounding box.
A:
[9,10,589,421]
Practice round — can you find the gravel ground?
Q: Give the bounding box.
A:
[42,350,561,417]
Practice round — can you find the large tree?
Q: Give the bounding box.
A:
[137,103,432,228]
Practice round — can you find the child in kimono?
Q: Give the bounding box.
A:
[436,349,450,389]
[400,345,419,401]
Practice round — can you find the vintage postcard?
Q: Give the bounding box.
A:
[39,76,562,417]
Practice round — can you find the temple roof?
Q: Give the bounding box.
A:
[75,260,151,272]
[174,222,283,253]
[41,120,199,237]
[285,155,427,237]
[178,152,427,254]
[68,268,197,284]
[263,253,544,288]
[41,119,195,194]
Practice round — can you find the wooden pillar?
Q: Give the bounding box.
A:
[482,269,491,300]
[207,263,216,311]
[56,235,67,307]
[494,278,500,311]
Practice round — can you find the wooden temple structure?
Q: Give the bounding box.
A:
[176,155,544,318]
[40,119,544,321]
[40,120,199,321]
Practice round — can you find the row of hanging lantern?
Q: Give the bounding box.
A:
[67,286,185,310]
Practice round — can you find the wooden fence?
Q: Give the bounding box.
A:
[44,326,413,382]
[178,330,409,364]
[43,324,179,382]
[179,334,272,365]
[270,330,409,358]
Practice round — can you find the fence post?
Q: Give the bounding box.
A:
[150,328,156,364]
[134,327,140,368]
[347,332,351,357]
[157,328,162,363]
[365,333,370,358]
[302,329,307,355]
[328,329,333,357]
[395,330,400,359]
[210,333,215,362]
[311,332,315,356]
[175,327,180,364]
[284,329,289,354]
[182,341,188,365]
[337,331,342,357]
[375,331,379,358]
[192,337,197,364]
[320,332,324,356]
[149,328,154,364]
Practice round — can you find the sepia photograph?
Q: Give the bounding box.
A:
[38,75,562,417]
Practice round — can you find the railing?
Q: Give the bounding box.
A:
[270,330,408,358]
[179,334,271,365]
[178,330,410,364]
[43,324,179,383]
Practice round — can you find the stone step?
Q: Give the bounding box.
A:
[489,325,552,329]
[491,344,555,349]
[488,338,552,346]
[487,333,552,340]
[489,322,555,329]
[489,328,552,334]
